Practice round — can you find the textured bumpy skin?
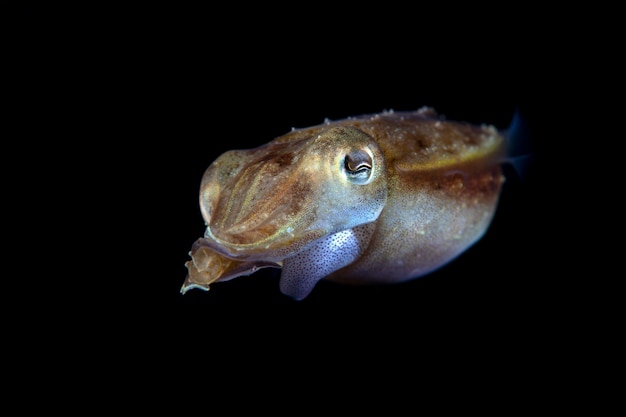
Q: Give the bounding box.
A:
[182,107,507,300]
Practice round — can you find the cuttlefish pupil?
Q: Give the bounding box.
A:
[344,150,373,183]
[182,107,513,300]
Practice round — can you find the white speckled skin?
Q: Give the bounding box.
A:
[182,107,506,299]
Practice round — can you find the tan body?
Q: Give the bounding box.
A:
[183,107,506,300]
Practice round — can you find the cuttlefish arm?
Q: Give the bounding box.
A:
[180,238,282,294]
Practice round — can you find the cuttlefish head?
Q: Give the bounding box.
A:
[182,126,388,294]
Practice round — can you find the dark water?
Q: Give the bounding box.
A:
[13,5,570,410]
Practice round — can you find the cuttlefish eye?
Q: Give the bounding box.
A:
[343,148,374,185]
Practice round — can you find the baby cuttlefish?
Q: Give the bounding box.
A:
[182,107,527,300]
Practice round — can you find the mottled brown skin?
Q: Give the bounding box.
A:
[182,107,506,299]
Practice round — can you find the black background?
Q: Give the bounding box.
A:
[12,4,570,409]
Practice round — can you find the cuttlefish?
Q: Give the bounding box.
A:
[182,107,515,300]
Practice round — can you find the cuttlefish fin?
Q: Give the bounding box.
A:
[502,107,534,183]
[181,238,282,294]
[279,224,374,300]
